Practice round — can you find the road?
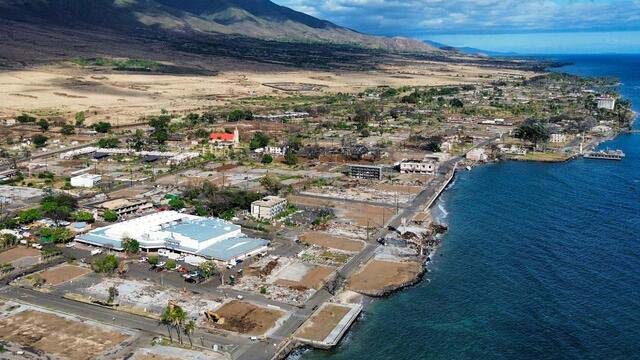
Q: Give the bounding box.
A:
[0,286,251,350]
[0,138,495,360]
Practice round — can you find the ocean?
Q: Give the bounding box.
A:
[300,54,640,360]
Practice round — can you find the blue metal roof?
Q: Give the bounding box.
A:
[196,237,269,261]
[167,218,240,242]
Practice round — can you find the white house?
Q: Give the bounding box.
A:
[70,173,102,188]
[251,196,288,220]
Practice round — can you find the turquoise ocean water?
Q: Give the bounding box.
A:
[300,54,640,360]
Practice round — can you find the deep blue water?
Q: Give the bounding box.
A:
[301,55,640,360]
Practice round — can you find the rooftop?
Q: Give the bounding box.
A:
[253,196,287,207]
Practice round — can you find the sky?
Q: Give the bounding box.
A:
[275,0,640,53]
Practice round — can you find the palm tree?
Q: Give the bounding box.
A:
[172,306,187,345]
[160,306,174,342]
[184,320,196,347]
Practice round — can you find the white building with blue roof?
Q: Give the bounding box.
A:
[76,211,269,262]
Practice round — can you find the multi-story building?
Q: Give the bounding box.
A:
[251,196,288,220]
[597,96,616,110]
[348,164,383,180]
[399,159,438,175]
[99,198,153,217]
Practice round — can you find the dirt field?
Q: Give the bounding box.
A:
[0,57,533,126]
[276,265,335,290]
[348,260,423,296]
[288,195,393,227]
[0,247,40,264]
[212,301,284,335]
[296,304,351,341]
[0,309,129,360]
[300,232,365,252]
[374,183,423,194]
[40,265,91,286]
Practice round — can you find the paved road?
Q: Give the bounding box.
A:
[0,286,253,352]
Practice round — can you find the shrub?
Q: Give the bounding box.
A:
[93,254,119,273]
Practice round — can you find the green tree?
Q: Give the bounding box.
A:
[93,121,112,133]
[73,210,95,223]
[261,153,273,164]
[184,320,196,347]
[107,285,119,304]
[122,237,140,254]
[249,132,270,150]
[227,109,252,122]
[18,208,43,223]
[32,134,48,148]
[449,98,464,108]
[284,152,298,166]
[160,305,175,342]
[97,137,120,148]
[198,261,218,278]
[61,124,75,135]
[148,255,160,266]
[17,113,36,123]
[128,129,146,151]
[165,259,177,270]
[92,254,119,273]
[74,111,85,127]
[260,174,282,195]
[514,119,550,147]
[0,233,18,249]
[37,119,50,131]
[103,210,118,222]
[149,115,171,145]
[39,227,73,243]
[168,198,185,210]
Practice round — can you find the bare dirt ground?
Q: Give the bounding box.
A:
[0,20,535,126]
[300,231,365,252]
[348,260,422,296]
[0,309,130,360]
[373,183,423,194]
[296,304,351,341]
[211,300,285,336]
[0,247,40,264]
[288,194,393,227]
[275,265,335,290]
[39,264,91,286]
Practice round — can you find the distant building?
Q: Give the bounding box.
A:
[251,196,288,220]
[591,125,612,134]
[466,148,488,162]
[3,118,15,127]
[99,198,153,217]
[550,133,568,143]
[254,146,287,156]
[597,96,616,110]
[0,169,19,183]
[70,173,101,188]
[210,127,239,148]
[76,211,269,262]
[399,159,438,175]
[348,164,383,180]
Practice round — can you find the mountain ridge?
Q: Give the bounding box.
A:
[0,0,437,52]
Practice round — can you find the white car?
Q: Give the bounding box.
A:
[236,295,244,300]
[65,242,75,248]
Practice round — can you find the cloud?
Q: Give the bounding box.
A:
[274,0,640,36]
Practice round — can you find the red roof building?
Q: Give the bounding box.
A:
[210,132,235,141]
